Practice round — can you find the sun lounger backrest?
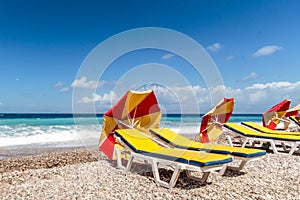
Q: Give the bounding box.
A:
[115,129,162,153]
[150,128,195,148]
[224,123,258,136]
[241,122,272,133]
[242,122,286,134]
[224,123,300,141]
[242,122,300,135]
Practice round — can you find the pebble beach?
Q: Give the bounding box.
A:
[1,146,300,199]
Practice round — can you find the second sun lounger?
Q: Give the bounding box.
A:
[241,122,300,136]
[224,123,300,155]
[114,129,233,188]
[150,128,266,171]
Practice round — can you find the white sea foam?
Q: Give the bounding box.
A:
[0,116,265,148]
[166,126,200,135]
[0,124,100,147]
[0,123,201,147]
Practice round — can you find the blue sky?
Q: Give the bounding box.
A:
[0,0,300,113]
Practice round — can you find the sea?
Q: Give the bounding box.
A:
[0,113,263,149]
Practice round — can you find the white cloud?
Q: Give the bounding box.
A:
[71,76,103,89]
[225,55,234,60]
[76,81,300,114]
[53,81,65,88]
[78,91,118,104]
[207,43,222,52]
[248,90,267,103]
[60,87,69,93]
[158,81,300,113]
[252,45,283,57]
[145,85,236,113]
[246,81,296,90]
[238,72,259,82]
[161,53,175,60]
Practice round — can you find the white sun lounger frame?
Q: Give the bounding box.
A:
[114,136,227,189]
[223,127,300,155]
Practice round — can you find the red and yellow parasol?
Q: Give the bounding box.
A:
[200,98,235,143]
[99,90,162,159]
[285,103,300,117]
[262,99,291,130]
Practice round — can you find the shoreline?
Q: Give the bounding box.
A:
[0,132,197,159]
[0,144,98,159]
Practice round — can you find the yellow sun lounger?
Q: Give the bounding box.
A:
[114,129,233,188]
[224,123,300,155]
[242,122,300,135]
[150,128,265,171]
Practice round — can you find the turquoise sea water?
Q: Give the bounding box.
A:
[0,114,262,148]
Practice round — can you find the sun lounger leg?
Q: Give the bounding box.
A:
[169,166,182,188]
[282,143,288,152]
[241,139,249,148]
[126,156,134,171]
[115,148,126,170]
[225,135,233,146]
[270,141,278,154]
[150,159,181,189]
[150,159,161,184]
[288,143,298,155]
[218,165,227,175]
[185,170,210,183]
[115,148,134,171]
[253,141,262,147]
[238,160,247,170]
[226,160,248,172]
